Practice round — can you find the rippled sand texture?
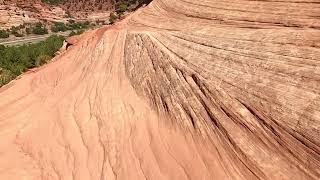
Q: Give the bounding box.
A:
[0,0,320,179]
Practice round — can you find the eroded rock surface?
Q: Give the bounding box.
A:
[0,0,320,179]
[0,0,114,28]
[0,4,38,29]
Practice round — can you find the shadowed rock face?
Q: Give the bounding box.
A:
[0,0,320,179]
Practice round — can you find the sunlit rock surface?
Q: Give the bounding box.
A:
[0,0,319,179]
[0,5,38,29]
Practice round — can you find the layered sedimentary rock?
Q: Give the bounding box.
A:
[0,2,67,29]
[0,0,320,179]
[0,5,38,29]
[0,0,114,27]
[62,0,115,13]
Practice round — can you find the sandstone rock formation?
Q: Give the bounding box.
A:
[0,0,112,28]
[2,0,116,20]
[0,5,38,29]
[0,0,320,179]
[0,2,67,30]
[62,0,115,14]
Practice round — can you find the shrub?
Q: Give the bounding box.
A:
[69,31,76,37]
[12,32,24,37]
[32,23,48,35]
[67,21,88,30]
[26,27,32,35]
[51,22,67,32]
[109,13,118,24]
[68,19,75,24]
[0,68,15,86]
[18,24,25,29]
[10,27,24,37]
[119,3,128,13]
[0,30,9,39]
[35,54,51,67]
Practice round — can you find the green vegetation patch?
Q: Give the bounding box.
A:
[32,23,49,35]
[51,22,68,32]
[0,35,65,86]
[67,21,90,30]
[109,13,118,24]
[119,3,128,13]
[0,30,9,39]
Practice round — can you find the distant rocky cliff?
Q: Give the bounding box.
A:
[0,0,117,29]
